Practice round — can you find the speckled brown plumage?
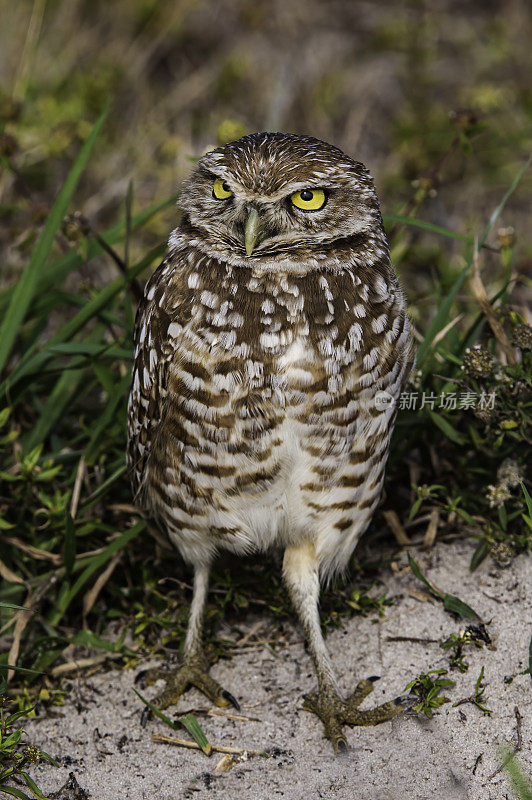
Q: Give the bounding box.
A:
[127,132,415,749]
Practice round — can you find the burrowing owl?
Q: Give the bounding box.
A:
[127,132,414,750]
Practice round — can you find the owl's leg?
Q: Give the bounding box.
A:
[140,561,239,724]
[283,542,404,752]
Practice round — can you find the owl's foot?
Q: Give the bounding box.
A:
[303,677,404,753]
[138,646,240,726]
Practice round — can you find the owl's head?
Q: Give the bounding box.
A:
[178,132,385,269]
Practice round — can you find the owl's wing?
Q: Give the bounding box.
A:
[126,253,184,504]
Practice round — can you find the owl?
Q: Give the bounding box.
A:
[127,132,414,751]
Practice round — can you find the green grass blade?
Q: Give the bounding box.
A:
[442,594,480,619]
[49,520,145,625]
[43,243,164,347]
[0,104,108,375]
[0,786,36,800]
[84,373,130,465]
[383,213,472,243]
[481,156,531,239]
[178,713,212,755]
[37,752,59,768]
[521,483,532,518]
[409,555,480,618]
[21,323,106,452]
[1,243,165,396]
[0,192,177,321]
[416,264,472,370]
[22,368,84,454]
[427,410,466,445]
[79,463,127,510]
[4,707,36,726]
[0,602,34,612]
[0,251,78,319]
[70,630,137,656]
[45,343,131,358]
[133,688,178,729]
[19,771,51,800]
[416,156,530,369]
[133,690,212,755]
[469,540,490,572]
[0,664,41,676]
[125,179,133,269]
[500,747,532,800]
[63,513,76,577]
[408,555,444,599]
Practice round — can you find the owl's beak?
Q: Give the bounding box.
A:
[244,208,260,256]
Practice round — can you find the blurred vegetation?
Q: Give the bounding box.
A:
[0,667,57,799]
[0,0,530,715]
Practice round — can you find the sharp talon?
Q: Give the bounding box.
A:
[135,670,148,686]
[336,738,348,754]
[140,706,152,728]
[395,693,416,710]
[222,690,241,711]
[368,675,380,683]
[394,696,405,707]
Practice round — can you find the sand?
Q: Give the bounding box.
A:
[23,540,531,800]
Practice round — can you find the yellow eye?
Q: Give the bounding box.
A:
[213,178,233,200]
[290,188,326,211]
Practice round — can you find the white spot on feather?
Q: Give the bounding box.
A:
[363,348,379,371]
[348,323,363,352]
[200,290,218,309]
[319,276,334,301]
[372,313,388,333]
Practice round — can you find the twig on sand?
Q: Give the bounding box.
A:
[176,707,261,723]
[51,652,124,677]
[488,706,523,780]
[423,509,440,549]
[7,574,57,681]
[383,510,411,546]
[152,732,267,757]
[385,635,439,644]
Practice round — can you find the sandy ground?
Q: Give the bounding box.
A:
[23,540,531,800]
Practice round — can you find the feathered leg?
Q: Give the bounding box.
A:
[283,541,404,752]
[140,561,239,723]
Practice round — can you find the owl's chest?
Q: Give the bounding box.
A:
[170,262,380,442]
[193,320,320,417]
[189,270,350,385]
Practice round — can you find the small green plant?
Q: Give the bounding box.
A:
[345,585,394,618]
[13,688,66,717]
[404,668,456,718]
[452,666,492,714]
[0,678,57,799]
[441,632,475,672]
[408,483,446,521]
[440,624,491,672]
